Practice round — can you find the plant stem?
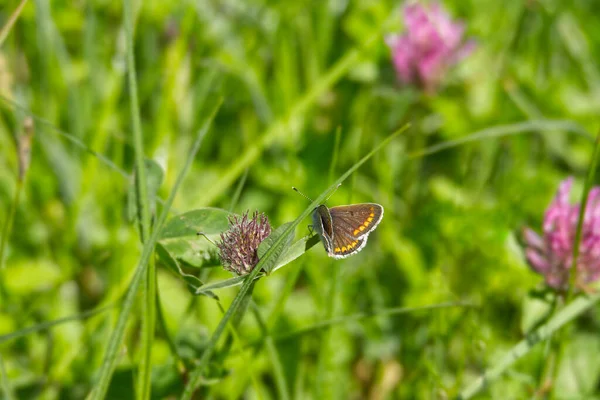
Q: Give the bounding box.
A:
[122,0,153,397]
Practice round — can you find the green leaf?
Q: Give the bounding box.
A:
[157,208,231,269]
[257,222,295,275]
[158,237,221,269]
[160,208,231,239]
[555,333,600,396]
[155,243,217,299]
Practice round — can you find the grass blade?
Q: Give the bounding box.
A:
[458,291,600,399]
[407,119,591,160]
[120,0,153,397]
[0,0,28,47]
[0,354,14,400]
[251,303,290,400]
[0,304,114,345]
[180,124,410,399]
[88,98,222,400]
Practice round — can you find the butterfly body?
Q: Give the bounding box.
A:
[312,203,384,259]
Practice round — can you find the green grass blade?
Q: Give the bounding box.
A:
[458,291,600,399]
[251,303,290,400]
[180,124,409,399]
[233,301,474,352]
[0,304,114,345]
[121,0,153,396]
[408,119,591,160]
[88,98,222,400]
[0,353,14,400]
[0,0,28,47]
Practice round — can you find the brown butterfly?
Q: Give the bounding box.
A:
[293,187,384,259]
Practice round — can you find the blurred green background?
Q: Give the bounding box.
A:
[1,0,600,398]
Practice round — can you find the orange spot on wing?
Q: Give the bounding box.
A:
[353,229,359,235]
[359,226,365,231]
[341,246,347,252]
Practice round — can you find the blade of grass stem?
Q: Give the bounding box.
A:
[0,181,22,296]
[457,291,600,399]
[270,301,473,344]
[0,354,14,400]
[181,124,410,400]
[122,0,152,396]
[89,98,222,400]
[0,304,115,344]
[0,0,28,47]
[251,303,290,400]
[315,263,340,399]
[215,300,264,400]
[228,168,249,212]
[328,127,342,184]
[407,120,591,160]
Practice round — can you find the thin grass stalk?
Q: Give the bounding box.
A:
[315,262,340,399]
[181,125,410,399]
[458,291,600,399]
[89,99,222,400]
[0,180,22,300]
[0,304,114,345]
[251,303,290,400]
[0,118,34,303]
[0,0,28,47]
[328,126,342,184]
[228,265,304,398]
[215,300,264,399]
[0,354,13,400]
[122,0,153,396]
[228,168,249,212]
[407,120,591,160]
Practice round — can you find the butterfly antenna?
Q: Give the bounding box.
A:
[197,232,218,247]
[292,187,314,203]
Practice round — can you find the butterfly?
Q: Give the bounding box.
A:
[311,203,384,259]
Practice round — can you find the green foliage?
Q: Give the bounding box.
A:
[1,0,600,398]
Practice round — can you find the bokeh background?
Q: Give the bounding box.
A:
[1,0,600,398]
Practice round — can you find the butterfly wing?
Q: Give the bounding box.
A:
[312,205,334,253]
[328,203,384,239]
[329,234,366,259]
[326,203,383,258]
